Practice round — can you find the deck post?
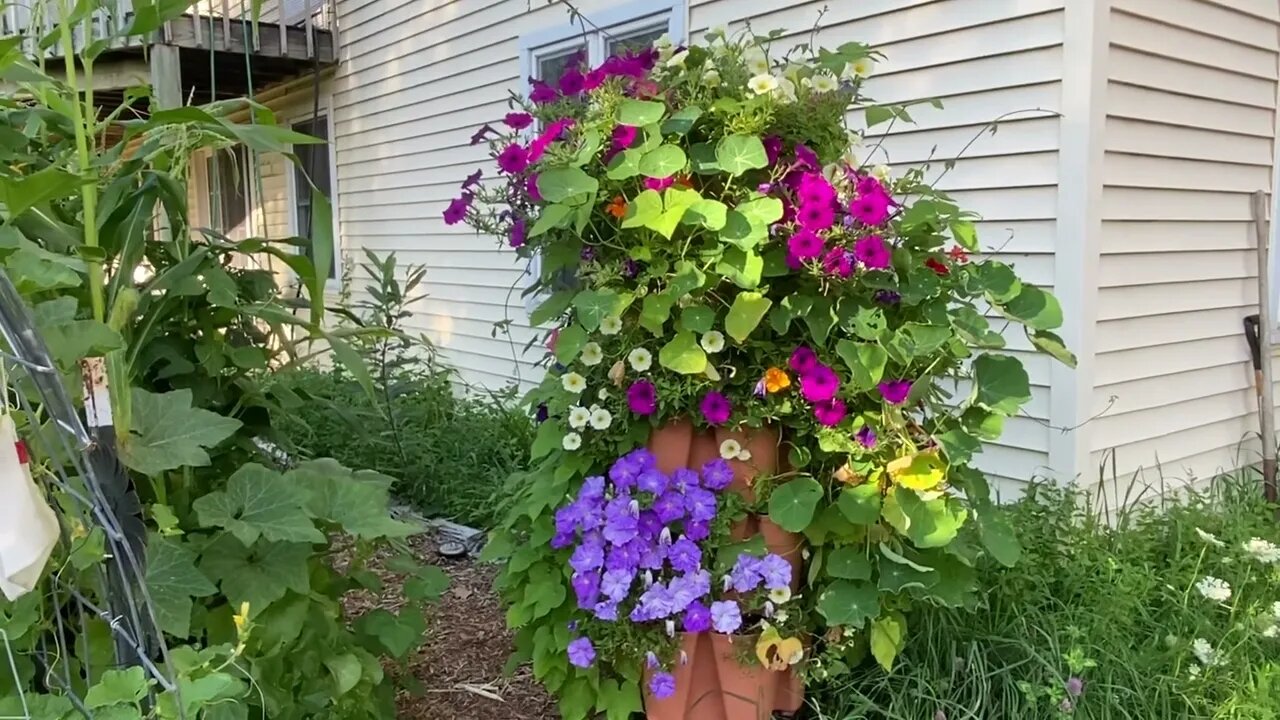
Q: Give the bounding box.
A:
[149,43,182,244]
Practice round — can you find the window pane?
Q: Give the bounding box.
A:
[536,44,587,86]
[293,116,334,279]
[607,27,665,57]
[207,145,249,240]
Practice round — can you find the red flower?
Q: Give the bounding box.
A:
[925,258,950,276]
[948,245,969,263]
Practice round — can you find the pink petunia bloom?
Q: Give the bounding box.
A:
[849,189,891,225]
[789,347,819,375]
[878,379,912,405]
[529,80,557,104]
[443,194,471,225]
[700,391,732,425]
[779,196,796,224]
[505,113,533,130]
[857,175,885,197]
[526,173,542,201]
[797,202,835,231]
[645,176,675,192]
[787,229,825,261]
[762,135,783,165]
[797,173,836,207]
[627,380,658,415]
[509,218,527,248]
[559,68,586,95]
[854,234,891,270]
[822,246,855,278]
[793,143,820,170]
[800,364,841,403]
[612,124,639,150]
[813,398,847,426]
[529,118,575,163]
[497,144,529,174]
[584,68,607,91]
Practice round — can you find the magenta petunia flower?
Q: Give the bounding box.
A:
[508,218,526,248]
[469,124,493,146]
[567,637,595,668]
[797,173,835,207]
[612,124,639,150]
[793,143,819,170]
[525,173,542,201]
[789,346,818,374]
[856,425,877,448]
[649,671,676,700]
[813,398,847,426]
[700,391,732,425]
[787,229,825,260]
[503,112,533,130]
[645,176,675,192]
[443,194,471,225]
[627,380,658,415]
[584,67,607,91]
[461,168,482,191]
[762,135,783,165]
[496,144,529,174]
[854,234,891,270]
[559,67,586,95]
[800,364,841,403]
[878,379,912,405]
[857,174,885,197]
[823,246,855,278]
[797,201,835,231]
[850,189,890,225]
[529,80,557,104]
[529,118,575,163]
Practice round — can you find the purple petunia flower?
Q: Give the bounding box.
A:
[570,542,604,573]
[757,182,773,194]
[559,67,586,95]
[508,218,527,248]
[875,289,901,305]
[610,451,646,490]
[637,468,669,495]
[554,503,582,535]
[580,475,606,500]
[461,168,482,191]
[683,600,712,633]
[600,569,634,603]
[729,555,763,593]
[758,554,792,591]
[606,542,643,572]
[603,496,639,545]
[878,379,913,405]
[856,425,878,448]
[627,380,658,415]
[797,202,835,231]
[857,175,885,197]
[789,346,819,375]
[571,570,601,607]
[700,391,732,425]
[496,144,529,174]
[443,194,471,225]
[800,364,841,403]
[652,491,685,524]
[850,189,890,225]
[567,637,595,668]
[793,143,819,170]
[787,229,825,261]
[637,510,663,540]
[529,117,575,163]
[623,259,642,278]
[525,173,542,201]
[469,124,494,146]
[584,67,606,91]
[700,458,733,491]
[814,398,847,426]
[529,80,557,104]
[762,135,783,165]
[670,468,699,493]
[594,600,619,621]
[550,531,575,549]
[709,600,742,634]
[503,112,533,130]
[667,537,702,575]
[534,404,549,423]
[580,246,597,262]
[797,173,835,206]
[684,520,710,541]
[645,176,675,192]
[854,234,891,270]
[649,671,676,700]
[612,124,639,150]
[684,487,717,524]
[823,246,855,278]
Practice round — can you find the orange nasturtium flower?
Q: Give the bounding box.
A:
[606,195,628,219]
[763,367,791,393]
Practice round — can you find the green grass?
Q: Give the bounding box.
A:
[810,477,1280,720]
[272,366,533,528]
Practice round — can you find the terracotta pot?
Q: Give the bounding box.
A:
[775,668,805,714]
[714,426,780,504]
[644,633,726,720]
[648,418,695,475]
[710,633,780,720]
[759,517,804,592]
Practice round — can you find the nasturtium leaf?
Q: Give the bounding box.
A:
[836,484,882,525]
[1000,284,1063,330]
[969,262,1021,303]
[885,487,967,549]
[606,149,642,180]
[640,293,676,335]
[870,613,906,671]
[200,535,312,611]
[647,187,701,238]
[530,203,571,237]
[768,477,824,532]
[918,551,979,608]
[536,167,598,203]
[950,219,978,250]
[572,289,622,332]
[689,143,720,174]
[877,545,937,593]
[119,388,242,476]
[803,296,837,345]
[953,306,1005,348]
[553,324,588,364]
[618,98,666,126]
[849,306,887,340]
[962,406,1005,440]
[769,304,794,334]
[975,509,1021,567]
[528,290,574,326]
[826,546,872,580]
[289,459,418,539]
[680,305,716,333]
[685,198,728,230]
[661,106,703,135]
[144,535,216,638]
[737,197,784,227]
[659,331,707,374]
[720,210,763,249]
[715,134,769,175]
[574,194,594,232]
[621,189,663,228]
[899,323,952,358]
[816,580,880,628]
[724,291,773,343]
[971,353,1032,415]
[835,340,888,390]
[886,452,946,491]
[575,129,603,166]
[192,463,324,546]
[85,667,148,708]
[936,429,982,464]
[638,145,687,178]
[669,260,706,297]
[1029,328,1077,367]
[717,248,763,289]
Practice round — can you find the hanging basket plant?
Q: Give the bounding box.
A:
[458,26,1076,720]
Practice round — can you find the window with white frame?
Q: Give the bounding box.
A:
[519,0,687,315]
[291,114,338,281]
[205,145,252,241]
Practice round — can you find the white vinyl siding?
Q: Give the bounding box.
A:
[1091,0,1280,486]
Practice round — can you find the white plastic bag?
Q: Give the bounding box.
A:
[0,414,60,601]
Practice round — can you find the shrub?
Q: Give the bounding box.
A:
[809,477,1280,720]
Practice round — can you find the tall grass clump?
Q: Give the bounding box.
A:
[810,475,1280,720]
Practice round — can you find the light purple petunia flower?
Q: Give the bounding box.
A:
[569,542,604,573]
[567,637,595,668]
[700,458,733,490]
[684,487,717,523]
[649,671,676,700]
[728,554,763,593]
[758,554,792,591]
[670,468,699,493]
[667,537,702,575]
[603,497,639,546]
[600,569,634,603]
[606,542,643,572]
[571,570,600,607]
[684,520,710,541]
[683,600,712,633]
[652,492,686,524]
[856,425,878,448]
[709,600,742,634]
[637,468,669,495]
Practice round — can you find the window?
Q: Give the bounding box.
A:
[206,145,252,241]
[519,0,687,314]
[291,114,337,280]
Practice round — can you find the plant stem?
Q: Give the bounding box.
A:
[58,1,104,321]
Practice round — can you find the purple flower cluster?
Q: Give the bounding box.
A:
[789,346,847,426]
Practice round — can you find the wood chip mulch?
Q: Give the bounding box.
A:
[341,531,557,719]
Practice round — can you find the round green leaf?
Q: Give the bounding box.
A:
[715,134,768,175]
[618,98,666,126]
[971,353,1031,415]
[685,199,728,230]
[658,331,707,374]
[620,189,662,228]
[768,477,824,532]
[836,484,882,525]
[816,580,880,628]
[724,291,773,343]
[826,546,872,580]
[536,167,598,203]
[661,106,703,135]
[1028,328,1077,367]
[680,305,715,333]
[999,284,1062,330]
[639,145,688,178]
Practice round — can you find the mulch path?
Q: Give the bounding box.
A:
[342,531,557,719]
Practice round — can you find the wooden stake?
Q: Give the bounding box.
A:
[1250,190,1278,506]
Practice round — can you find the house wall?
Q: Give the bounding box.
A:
[1090,0,1280,489]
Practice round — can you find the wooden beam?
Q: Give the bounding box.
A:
[148,43,182,109]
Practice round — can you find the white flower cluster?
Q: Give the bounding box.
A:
[1195,576,1232,603]
[1191,637,1220,669]
[1242,537,1280,564]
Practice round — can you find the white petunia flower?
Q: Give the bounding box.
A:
[809,71,838,93]
[597,387,610,401]
[1196,576,1232,603]
[1194,528,1225,547]
[653,33,673,50]
[628,347,652,372]
[666,49,689,68]
[872,164,893,183]
[747,73,778,96]
[744,48,769,76]
[600,316,623,335]
[561,372,587,394]
[702,69,721,87]
[567,406,590,430]
[589,407,613,430]
[719,439,742,460]
[773,75,797,103]
[1191,638,1220,667]
[700,331,725,354]
[768,587,792,604]
[851,56,875,78]
[774,610,789,624]
[1243,537,1280,564]
[562,432,582,451]
[580,342,603,367]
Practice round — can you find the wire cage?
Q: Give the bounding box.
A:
[0,268,179,719]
